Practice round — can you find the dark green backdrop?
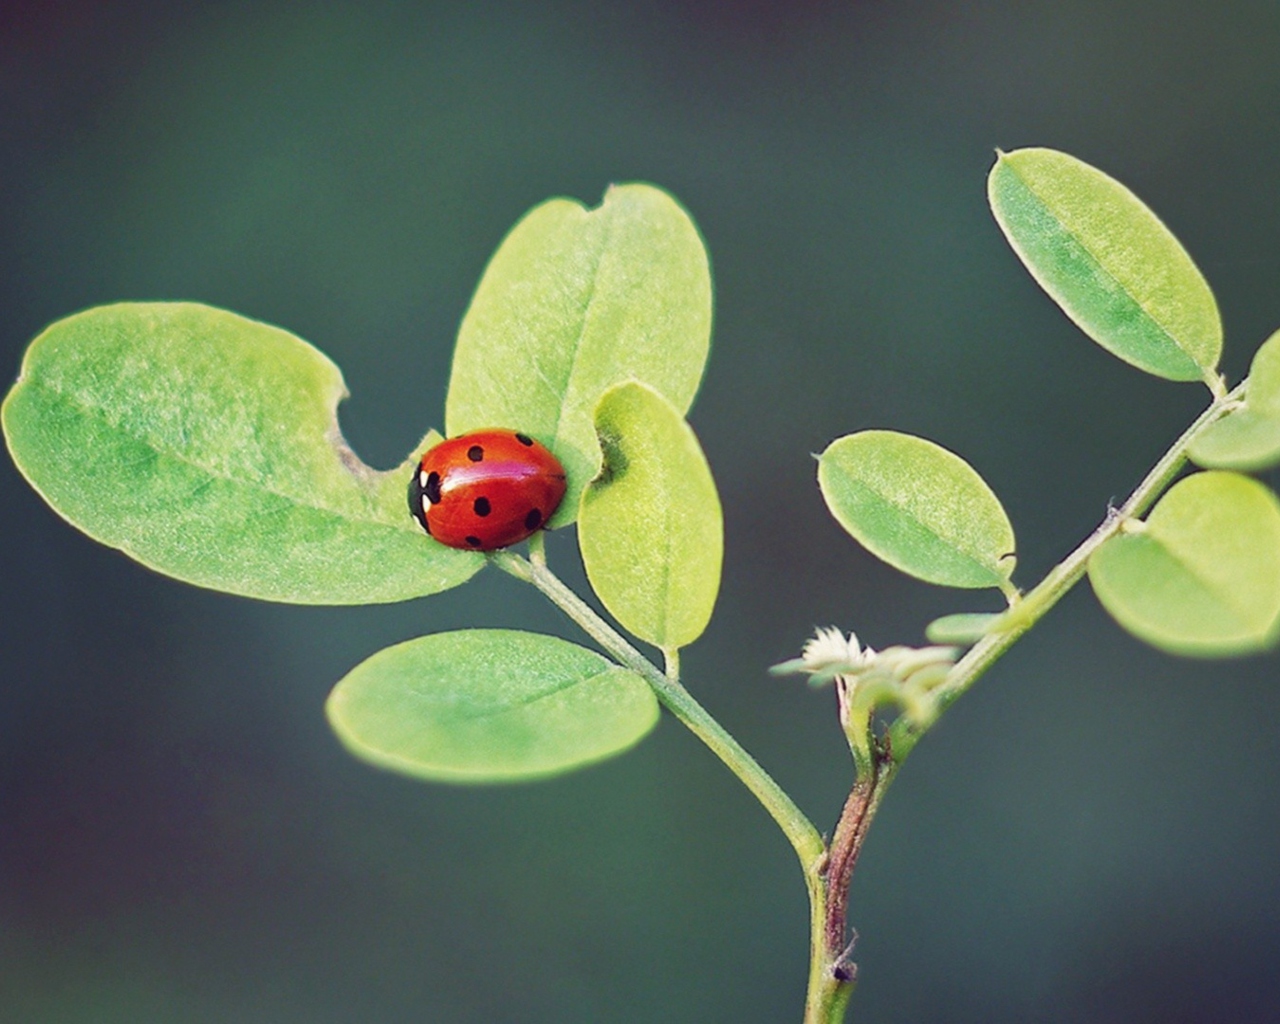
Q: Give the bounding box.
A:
[4,3,1280,1021]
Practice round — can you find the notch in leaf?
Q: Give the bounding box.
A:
[445,183,713,529]
[578,381,723,652]
[2,302,482,604]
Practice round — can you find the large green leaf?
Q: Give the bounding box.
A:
[989,148,1221,384]
[1088,471,1280,656]
[445,184,712,527]
[1190,328,1280,471]
[818,430,1016,590]
[578,381,722,650]
[3,303,481,603]
[326,629,659,783]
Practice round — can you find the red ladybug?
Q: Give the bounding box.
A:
[408,430,567,550]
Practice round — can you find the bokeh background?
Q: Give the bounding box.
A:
[4,2,1280,1021]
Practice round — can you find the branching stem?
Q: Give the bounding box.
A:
[490,550,825,868]
[891,378,1246,757]
[492,379,1244,1024]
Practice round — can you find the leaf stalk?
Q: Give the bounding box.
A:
[490,550,825,867]
[906,378,1247,734]
[494,379,1242,1024]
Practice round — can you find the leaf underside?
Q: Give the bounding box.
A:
[925,612,1003,645]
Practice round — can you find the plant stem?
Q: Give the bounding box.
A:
[823,757,896,973]
[490,550,826,868]
[799,734,899,1024]
[494,378,1242,1024]
[908,379,1246,734]
[832,380,1245,1017]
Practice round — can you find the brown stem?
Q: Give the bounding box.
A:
[823,744,898,981]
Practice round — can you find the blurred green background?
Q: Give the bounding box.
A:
[4,2,1280,1021]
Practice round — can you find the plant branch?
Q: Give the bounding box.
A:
[490,549,826,867]
[795,378,1246,1022]
[823,749,897,976]
[890,378,1247,757]
[498,378,1242,1024]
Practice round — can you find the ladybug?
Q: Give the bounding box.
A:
[408,429,567,551]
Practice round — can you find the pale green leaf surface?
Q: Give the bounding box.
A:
[1245,326,1280,417]
[818,431,1016,590]
[1187,410,1280,472]
[989,148,1221,383]
[1190,329,1280,471]
[578,381,722,649]
[1088,471,1280,656]
[326,629,659,783]
[925,612,1002,645]
[2,303,481,603]
[445,184,712,527]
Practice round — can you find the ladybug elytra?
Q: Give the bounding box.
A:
[408,430,567,551]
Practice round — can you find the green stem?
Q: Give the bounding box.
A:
[490,550,826,868]
[494,377,1242,1024]
[498,547,838,1019]
[890,378,1246,757]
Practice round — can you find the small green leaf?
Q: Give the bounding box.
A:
[1244,326,1280,417]
[989,148,1221,384]
[1190,329,1280,471]
[1187,410,1280,472]
[578,381,723,650]
[1088,472,1280,656]
[445,184,712,527]
[2,303,481,603]
[818,431,1016,590]
[925,612,1002,645]
[326,629,659,783]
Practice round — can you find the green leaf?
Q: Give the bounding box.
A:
[1187,410,1280,472]
[2,303,482,604]
[326,629,659,783]
[578,381,723,650]
[925,612,1002,645]
[818,430,1016,590]
[1244,326,1280,418]
[989,148,1222,384]
[445,184,712,527]
[1088,471,1280,656]
[1190,328,1280,471]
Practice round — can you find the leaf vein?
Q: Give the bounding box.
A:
[28,377,416,533]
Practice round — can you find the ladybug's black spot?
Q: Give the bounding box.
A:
[425,471,442,504]
[467,445,484,462]
[524,508,543,531]
[473,497,491,517]
[407,475,421,521]
[515,432,534,446]
[465,535,483,548]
